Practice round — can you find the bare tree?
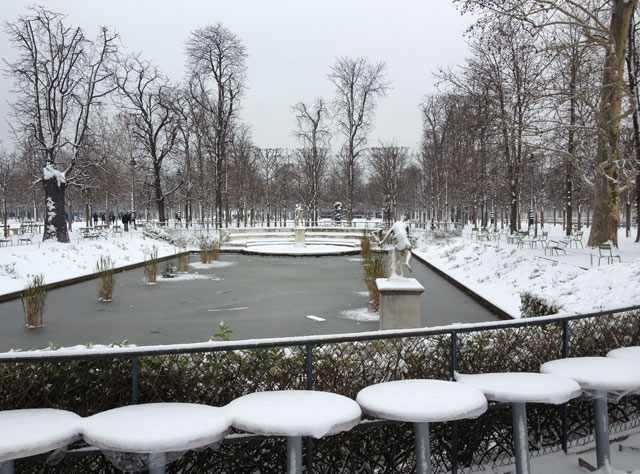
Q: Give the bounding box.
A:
[114,55,180,224]
[368,143,410,223]
[328,56,390,222]
[0,150,14,237]
[456,0,638,245]
[186,23,247,228]
[292,98,331,225]
[258,148,284,227]
[5,7,117,242]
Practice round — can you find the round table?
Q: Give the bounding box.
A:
[0,408,82,474]
[82,403,231,474]
[607,346,640,362]
[356,379,487,474]
[228,390,361,474]
[456,372,581,474]
[541,357,640,469]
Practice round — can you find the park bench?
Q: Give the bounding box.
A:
[111,225,123,236]
[79,228,103,240]
[0,237,10,247]
[546,239,568,255]
[598,243,620,266]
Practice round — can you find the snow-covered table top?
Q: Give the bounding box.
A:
[0,408,82,462]
[607,346,640,362]
[82,403,231,453]
[455,372,581,405]
[356,379,487,423]
[540,357,640,393]
[227,390,361,439]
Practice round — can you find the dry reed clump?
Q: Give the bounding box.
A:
[176,248,189,273]
[96,255,115,301]
[199,235,219,263]
[21,274,46,328]
[144,245,159,284]
[361,231,386,311]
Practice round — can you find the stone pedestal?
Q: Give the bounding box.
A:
[376,277,425,330]
[294,228,306,247]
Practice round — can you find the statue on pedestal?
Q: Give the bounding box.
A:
[379,216,412,278]
[294,204,303,227]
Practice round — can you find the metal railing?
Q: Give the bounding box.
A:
[2,305,640,472]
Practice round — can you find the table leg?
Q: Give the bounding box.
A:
[286,436,302,474]
[415,422,431,474]
[593,391,610,468]
[0,460,14,474]
[512,402,531,474]
[148,452,166,474]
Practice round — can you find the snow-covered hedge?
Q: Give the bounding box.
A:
[142,224,219,250]
[520,292,560,318]
[4,310,640,472]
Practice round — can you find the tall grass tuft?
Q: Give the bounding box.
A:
[199,235,219,263]
[361,231,386,311]
[144,245,159,284]
[21,274,46,328]
[96,256,115,301]
[177,248,189,273]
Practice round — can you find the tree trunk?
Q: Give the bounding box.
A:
[153,165,166,224]
[43,168,70,243]
[588,0,637,247]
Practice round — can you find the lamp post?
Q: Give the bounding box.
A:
[129,158,136,229]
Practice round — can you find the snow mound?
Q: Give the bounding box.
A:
[340,307,379,322]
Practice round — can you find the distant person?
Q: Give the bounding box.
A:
[100,213,106,225]
[93,212,98,226]
[122,212,129,232]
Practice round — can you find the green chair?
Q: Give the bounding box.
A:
[598,243,620,266]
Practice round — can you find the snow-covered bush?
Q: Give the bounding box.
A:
[142,224,187,248]
[520,292,559,318]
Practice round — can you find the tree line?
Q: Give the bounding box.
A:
[2,2,640,247]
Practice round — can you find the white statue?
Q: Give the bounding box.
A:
[379,216,412,279]
[294,204,303,227]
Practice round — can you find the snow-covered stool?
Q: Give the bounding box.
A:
[356,379,487,474]
[82,403,231,474]
[607,346,640,362]
[541,357,640,470]
[455,372,581,474]
[227,390,361,474]
[0,408,82,474]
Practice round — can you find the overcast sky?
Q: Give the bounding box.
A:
[0,0,472,152]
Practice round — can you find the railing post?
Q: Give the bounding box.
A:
[305,344,313,472]
[131,356,139,405]
[561,320,569,453]
[450,332,458,474]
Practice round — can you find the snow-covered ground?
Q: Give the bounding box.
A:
[0,221,205,296]
[415,224,640,318]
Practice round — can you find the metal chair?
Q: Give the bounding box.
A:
[598,243,620,265]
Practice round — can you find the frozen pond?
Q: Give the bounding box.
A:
[0,254,500,351]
